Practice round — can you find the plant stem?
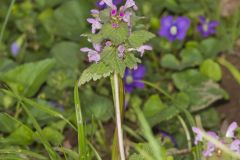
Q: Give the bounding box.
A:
[0,0,16,44]
[113,72,125,160]
[177,115,192,150]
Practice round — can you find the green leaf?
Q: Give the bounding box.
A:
[101,47,126,77]
[51,41,81,68]
[161,54,180,70]
[6,125,34,146]
[143,94,166,118]
[129,154,145,160]
[128,30,155,48]
[180,48,203,68]
[0,114,34,145]
[102,23,128,45]
[148,93,190,126]
[0,59,55,97]
[42,127,64,145]
[200,59,222,81]
[124,53,141,69]
[39,1,90,40]
[172,69,208,90]
[186,81,228,112]
[0,113,18,133]
[199,38,221,58]
[200,108,220,128]
[0,58,16,73]
[80,89,113,121]
[78,62,113,86]
[88,34,103,44]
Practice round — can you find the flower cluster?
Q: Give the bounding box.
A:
[158,15,219,41]
[193,122,240,157]
[80,0,152,63]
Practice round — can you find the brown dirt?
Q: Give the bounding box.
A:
[217,54,240,123]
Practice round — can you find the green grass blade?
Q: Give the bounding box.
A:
[87,140,103,160]
[218,57,240,85]
[56,147,79,160]
[0,148,48,160]
[21,102,59,160]
[74,83,87,160]
[0,89,77,131]
[133,105,165,160]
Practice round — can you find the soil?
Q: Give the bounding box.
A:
[217,53,240,124]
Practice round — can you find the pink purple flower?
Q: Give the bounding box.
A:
[87,18,102,34]
[192,122,239,157]
[99,0,137,28]
[197,16,219,37]
[124,65,146,93]
[230,140,240,153]
[226,122,238,138]
[118,45,125,58]
[128,45,153,57]
[80,43,102,63]
[158,16,190,42]
[97,0,123,9]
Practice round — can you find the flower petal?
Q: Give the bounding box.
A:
[102,0,116,9]
[93,43,102,52]
[132,81,145,88]
[226,122,238,138]
[132,65,146,79]
[192,127,203,144]
[175,16,191,40]
[88,51,101,63]
[230,139,240,153]
[158,16,174,37]
[198,16,206,24]
[118,45,125,58]
[124,0,138,10]
[80,47,93,53]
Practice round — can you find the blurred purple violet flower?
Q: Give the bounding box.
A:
[158,16,190,42]
[80,43,102,63]
[197,16,219,37]
[124,65,146,93]
[128,45,153,57]
[11,42,20,57]
[87,18,102,33]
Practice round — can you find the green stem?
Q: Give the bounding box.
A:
[0,0,16,44]
[111,73,125,160]
[177,115,192,150]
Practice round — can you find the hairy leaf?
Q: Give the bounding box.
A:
[78,62,112,86]
[128,30,155,48]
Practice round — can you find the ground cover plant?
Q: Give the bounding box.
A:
[1,0,240,159]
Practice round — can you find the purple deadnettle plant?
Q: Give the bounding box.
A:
[78,0,155,159]
[197,16,219,37]
[158,16,191,42]
[124,65,146,93]
[193,122,240,158]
